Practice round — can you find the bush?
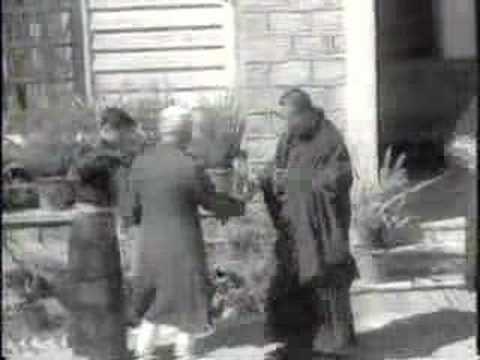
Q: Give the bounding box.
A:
[192,90,246,168]
[352,146,441,248]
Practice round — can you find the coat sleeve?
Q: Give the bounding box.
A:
[193,163,244,217]
[260,134,288,227]
[259,173,285,229]
[126,160,143,226]
[73,144,125,182]
[308,136,354,271]
[312,141,353,194]
[193,162,217,211]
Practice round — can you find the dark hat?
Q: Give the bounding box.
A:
[278,88,313,110]
[100,107,136,129]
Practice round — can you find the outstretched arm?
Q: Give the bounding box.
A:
[257,165,284,229]
[193,163,244,220]
[258,133,289,228]
[73,144,129,182]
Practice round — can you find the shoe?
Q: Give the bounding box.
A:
[174,331,194,360]
[265,346,288,360]
[132,320,157,359]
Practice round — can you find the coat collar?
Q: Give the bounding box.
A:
[287,109,324,146]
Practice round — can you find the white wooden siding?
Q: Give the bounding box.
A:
[93,49,227,72]
[90,0,221,9]
[90,8,224,30]
[88,0,235,105]
[95,69,228,92]
[99,89,228,108]
[93,29,224,51]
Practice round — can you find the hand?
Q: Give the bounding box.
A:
[230,179,258,202]
[99,150,131,166]
[273,169,287,195]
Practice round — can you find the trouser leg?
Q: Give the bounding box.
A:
[312,287,356,356]
[265,269,317,359]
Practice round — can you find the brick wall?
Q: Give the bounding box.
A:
[197,0,350,266]
[235,0,347,168]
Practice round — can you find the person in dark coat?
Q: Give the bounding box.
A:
[259,89,359,360]
[66,107,144,360]
[128,106,245,359]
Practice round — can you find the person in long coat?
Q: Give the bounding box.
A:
[66,107,144,360]
[260,89,359,360]
[128,105,244,359]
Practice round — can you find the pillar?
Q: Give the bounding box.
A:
[344,0,379,185]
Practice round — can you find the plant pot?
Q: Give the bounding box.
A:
[206,168,234,194]
[350,225,389,284]
[352,248,389,284]
[351,224,385,250]
[36,177,75,210]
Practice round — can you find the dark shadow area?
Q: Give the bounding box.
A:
[404,166,473,223]
[378,61,476,180]
[370,251,465,282]
[375,0,477,179]
[355,310,476,359]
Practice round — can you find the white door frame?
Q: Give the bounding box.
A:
[344,0,379,185]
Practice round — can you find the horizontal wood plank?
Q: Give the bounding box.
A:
[3,5,72,15]
[90,0,222,9]
[97,89,230,107]
[10,76,74,85]
[93,48,228,71]
[6,41,72,49]
[95,69,230,92]
[92,29,225,50]
[91,8,225,31]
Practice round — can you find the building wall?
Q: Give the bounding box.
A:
[83,0,350,170]
[87,0,235,106]
[235,0,348,170]
[3,0,79,131]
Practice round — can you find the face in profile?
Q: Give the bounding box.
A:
[120,125,146,156]
[281,104,303,136]
[99,123,120,145]
[100,122,145,156]
[278,89,315,137]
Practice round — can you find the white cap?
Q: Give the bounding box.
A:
[159,105,192,134]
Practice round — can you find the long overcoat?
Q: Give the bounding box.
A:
[128,143,217,334]
[262,112,359,352]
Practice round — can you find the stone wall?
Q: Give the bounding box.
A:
[235,0,347,168]
[198,0,350,265]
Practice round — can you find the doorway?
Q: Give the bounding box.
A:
[375,0,477,179]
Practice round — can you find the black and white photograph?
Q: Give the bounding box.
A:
[2,0,478,359]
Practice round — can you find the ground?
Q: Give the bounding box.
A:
[3,167,477,359]
[3,287,476,359]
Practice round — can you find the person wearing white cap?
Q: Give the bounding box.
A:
[127,105,243,359]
